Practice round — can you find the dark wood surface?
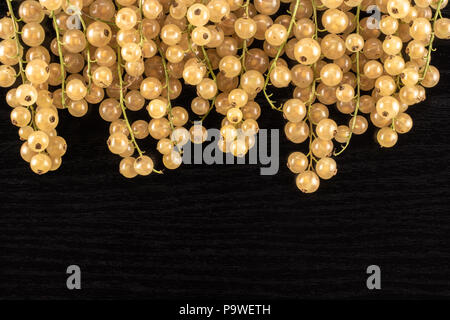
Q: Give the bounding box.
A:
[1,3,450,300]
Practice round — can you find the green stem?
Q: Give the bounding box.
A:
[306,80,318,170]
[117,48,141,155]
[420,0,444,80]
[6,1,24,83]
[239,0,251,72]
[198,44,218,122]
[186,24,195,54]
[199,45,218,121]
[241,39,248,72]
[312,2,319,40]
[138,0,145,46]
[80,11,116,25]
[201,95,216,122]
[51,12,68,109]
[334,4,362,157]
[305,0,320,168]
[117,46,165,173]
[185,28,218,122]
[78,15,92,93]
[244,0,250,16]
[262,0,301,111]
[158,47,175,131]
[200,45,216,82]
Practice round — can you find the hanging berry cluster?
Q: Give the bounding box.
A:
[0,0,448,193]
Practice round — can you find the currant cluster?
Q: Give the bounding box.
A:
[280,0,448,193]
[1,0,67,174]
[0,0,448,193]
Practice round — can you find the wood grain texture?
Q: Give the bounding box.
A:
[0,2,450,300]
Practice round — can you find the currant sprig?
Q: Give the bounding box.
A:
[421,0,444,80]
[334,4,362,156]
[262,0,302,112]
[199,45,217,121]
[51,11,68,109]
[240,0,251,73]
[6,0,36,129]
[116,46,162,174]
[158,46,175,131]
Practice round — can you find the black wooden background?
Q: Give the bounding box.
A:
[1,2,450,300]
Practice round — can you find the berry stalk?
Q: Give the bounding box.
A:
[117,46,162,174]
[334,4,362,156]
[306,79,319,170]
[158,47,175,131]
[78,14,93,93]
[420,0,444,80]
[239,0,251,72]
[200,45,217,121]
[305,0,320,169]
[262,0,301,111]
[138,0,145,46]
[51,11,68,109]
